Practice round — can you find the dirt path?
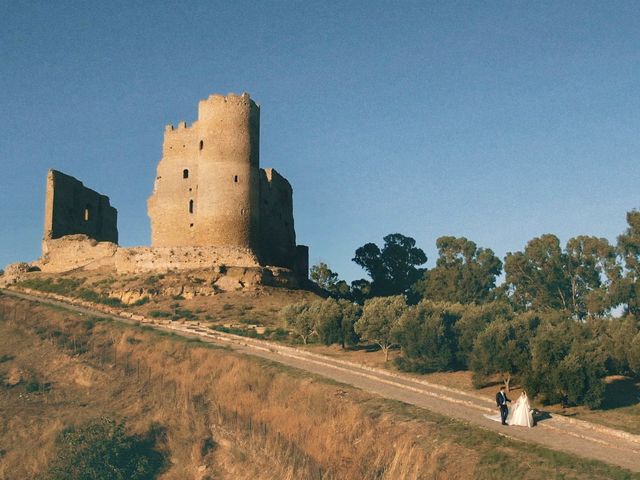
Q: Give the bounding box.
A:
[3,288,640,474]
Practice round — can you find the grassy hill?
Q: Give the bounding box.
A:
[0,293,636,479]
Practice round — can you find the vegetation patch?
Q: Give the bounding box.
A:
[43,418,166,480]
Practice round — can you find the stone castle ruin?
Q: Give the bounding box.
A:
[148,93,307,272]
[29,93,308,285]
[43,170,118,248]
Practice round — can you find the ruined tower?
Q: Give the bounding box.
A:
[43,169,118,246]
[148,93,260,248]
[148,92,308,274]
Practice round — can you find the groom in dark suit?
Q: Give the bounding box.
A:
[496,386,511,425]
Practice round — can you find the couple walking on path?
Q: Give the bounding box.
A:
[490,386,535,427]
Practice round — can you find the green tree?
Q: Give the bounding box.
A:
[393,301,463,373]
[524,315,576,403]
[613,210,640,316]
[314,298,343,345]
[629,330,640,376]
[470,313,539,391]
[504,234,570,311]
[557,343,607,408]
[310,262,339,291]
[280,301,315,344]
[355,295,407,361]
[565,236,617,318]
[349,279,372,304]
[45,418,164,480]
[588,316,639,375]
[313,298,363,348]
[309,263,353,300]
[413,236,502,304]
[505,234,621,317]
[352,233,427,297]
[453,301,513,368]
[337,299,362,348]
[524,316,607,407]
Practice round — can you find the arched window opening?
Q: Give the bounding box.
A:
[199,140,204,150]
[84,205,92,221]
[234,175,238,183]
[183,169,189,179]
[189,199,194,214]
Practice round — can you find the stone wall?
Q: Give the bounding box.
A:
[29,93,308,282]
[38,234,118,272]
[43,170,118,249]
[113,245,260,273]
[147,93,308,277]
[259,168,296,266]
[148,93,260,249]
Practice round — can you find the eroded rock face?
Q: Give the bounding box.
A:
[1,262,38,286]
[5,367,25,387]
[39,235,118,273]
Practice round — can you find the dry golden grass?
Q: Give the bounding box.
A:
[0,295,635,480]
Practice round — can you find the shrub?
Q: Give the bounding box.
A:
[18,277,84,296]
[149,310,172,318]
[131,296,150,307]
[173,309,196,320]
[44,418,165,480]
[25,381,40,393]
[393,301,462,373]
[77,289,124,307]
[355,295,407,361]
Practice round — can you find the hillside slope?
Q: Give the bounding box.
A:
[0,294,635,479]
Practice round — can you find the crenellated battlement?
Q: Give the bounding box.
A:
[197,91,259,123]
[148,92,307,279]
[163,93,258,138]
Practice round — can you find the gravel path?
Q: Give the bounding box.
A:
[3,288,640,474]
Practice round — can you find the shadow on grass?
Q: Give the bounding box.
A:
[601,376,640,410]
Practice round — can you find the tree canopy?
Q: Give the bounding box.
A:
[413,236,502,304]
[352,233,427,297]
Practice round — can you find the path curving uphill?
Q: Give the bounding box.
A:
[2,288,639,474]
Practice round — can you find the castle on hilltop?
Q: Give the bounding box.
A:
[148,93,307,272]
[34,93,308,282]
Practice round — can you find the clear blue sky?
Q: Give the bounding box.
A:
[1,1,638,282]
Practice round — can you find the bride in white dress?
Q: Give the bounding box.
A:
[510,391,535,427]
[484,391,535,427]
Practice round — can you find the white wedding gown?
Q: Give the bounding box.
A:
[484,393,534,427]
[509,393,534,427]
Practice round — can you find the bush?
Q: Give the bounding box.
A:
[77,289,124,307]
[18,277,84,296]
[44,418,165,480]
[174,308,196,320]
[149,310,172,318]
[131,296,150,307]
[558,347,606,408]
[25,381,40,393]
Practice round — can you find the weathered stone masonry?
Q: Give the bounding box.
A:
[34,93,308,280]
[147,92,308,274]
[43,169,118,246]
